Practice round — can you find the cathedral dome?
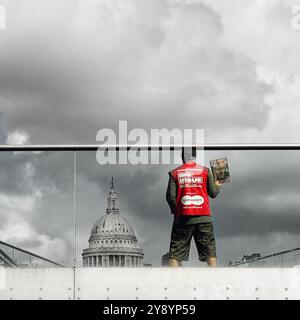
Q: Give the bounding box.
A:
[82,178,144,267]
[90,214,136,239]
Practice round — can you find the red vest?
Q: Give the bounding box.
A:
[170,161,211,218]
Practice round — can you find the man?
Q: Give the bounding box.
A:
[166,147,221,267]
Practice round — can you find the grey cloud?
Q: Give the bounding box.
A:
[0,0,273,144]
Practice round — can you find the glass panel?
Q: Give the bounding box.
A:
[0,151,74,268]
[205,150,300,268]
[76,151,153,268]
[75,149,300,268]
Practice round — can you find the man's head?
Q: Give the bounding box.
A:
[181,147,196,163]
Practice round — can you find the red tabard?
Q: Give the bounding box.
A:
[170,161,211,218]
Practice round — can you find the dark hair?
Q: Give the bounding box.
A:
[181,147,196,163]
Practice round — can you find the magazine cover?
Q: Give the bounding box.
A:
[0,0,299,316]
[210,158,231,184]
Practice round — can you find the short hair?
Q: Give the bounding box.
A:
[181,147,196,163]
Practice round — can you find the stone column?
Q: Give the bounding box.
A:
[126,255,130,267]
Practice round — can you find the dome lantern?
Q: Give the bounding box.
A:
[106,177,118,214]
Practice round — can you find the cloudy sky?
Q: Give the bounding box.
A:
[1,0,300,267]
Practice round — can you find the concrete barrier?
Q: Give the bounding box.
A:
[0,267,300,300]
[0,267,6,290]
[0,267,73,300]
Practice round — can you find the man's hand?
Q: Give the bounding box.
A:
[214,181,222,188]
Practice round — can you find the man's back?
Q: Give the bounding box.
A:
[166,160,220,219]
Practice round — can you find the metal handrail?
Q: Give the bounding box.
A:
[1,143,300,151]
[0,240,63,267]
[0,248,18,268]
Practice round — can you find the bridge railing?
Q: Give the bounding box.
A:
[0,241,63,268]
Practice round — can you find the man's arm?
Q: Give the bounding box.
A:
[166,172,177,214]
[207,168,221,198]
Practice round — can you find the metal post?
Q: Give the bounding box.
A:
[73,151,77,300]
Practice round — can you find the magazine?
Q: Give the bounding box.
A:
[209,157,231,184]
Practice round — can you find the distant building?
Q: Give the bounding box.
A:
[229,253,261,266]
[143,263,152,267]
[161,253,169,267]
[232,248,300,267]
[82,178,144,267]
[241,253,261,263]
